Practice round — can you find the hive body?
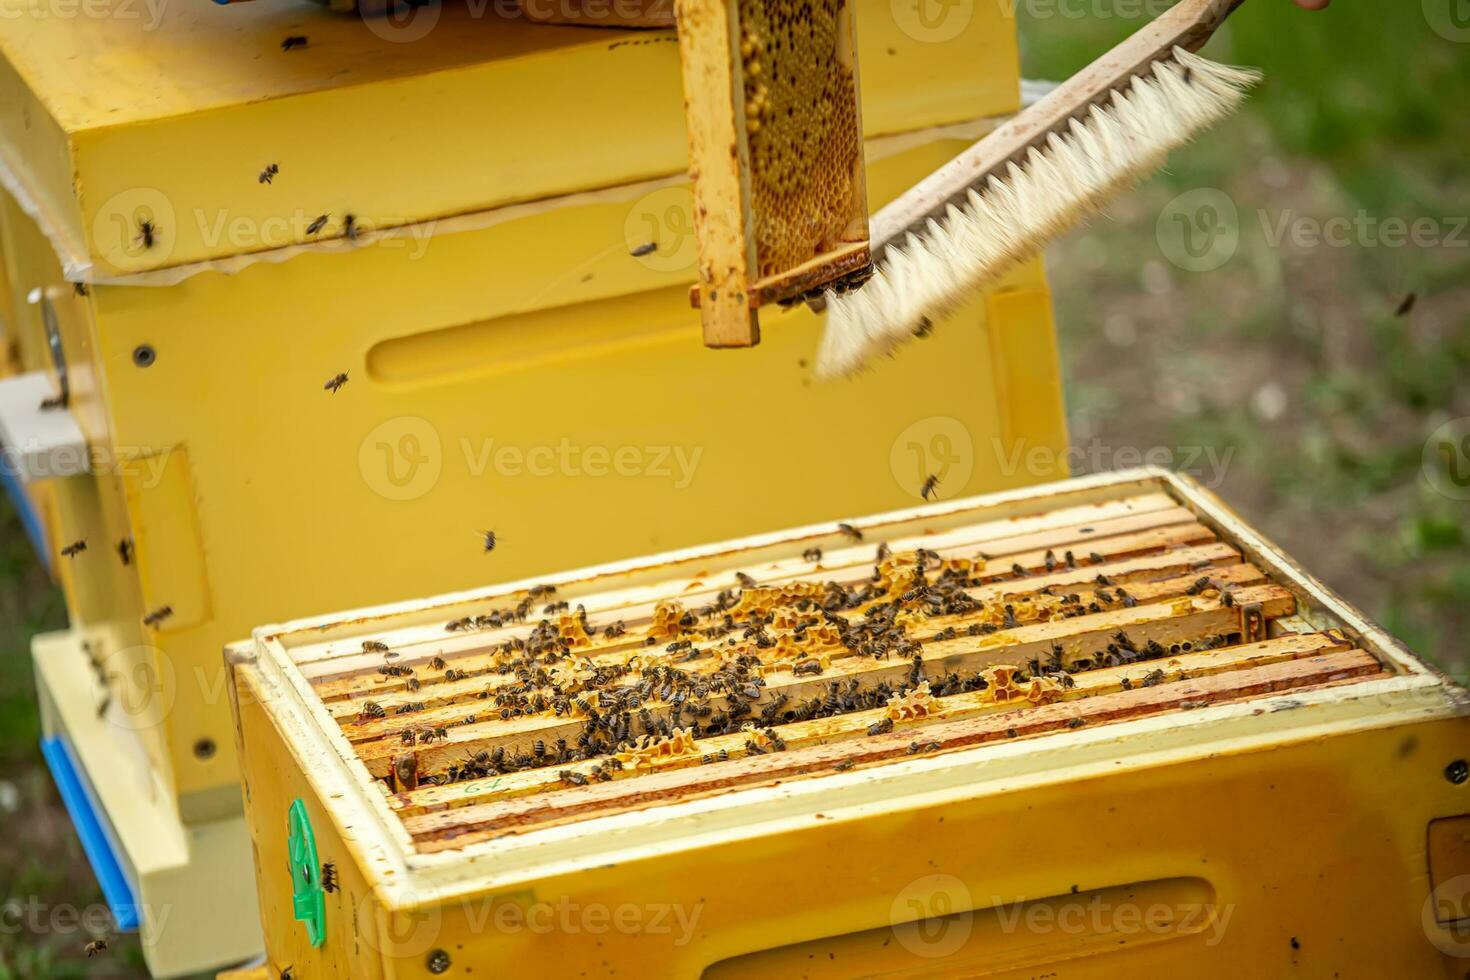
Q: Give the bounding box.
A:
[231,470,1470,979]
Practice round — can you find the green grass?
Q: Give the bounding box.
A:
[1020,1,1470,680]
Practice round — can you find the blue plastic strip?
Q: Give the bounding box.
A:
[39,735,140,931]
[0,448,48,570]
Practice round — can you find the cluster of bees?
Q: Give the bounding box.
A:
[343,534,1236,794]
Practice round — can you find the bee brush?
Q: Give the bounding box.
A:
[816,0,1259,378]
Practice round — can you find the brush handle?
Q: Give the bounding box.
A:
[869,0,1246,258]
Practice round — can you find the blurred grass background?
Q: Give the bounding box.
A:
[0,0,1466,976]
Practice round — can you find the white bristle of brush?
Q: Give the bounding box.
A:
[817,48,1261,379]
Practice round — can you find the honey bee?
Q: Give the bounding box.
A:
[736,572,757,589]
[837,522,863,542]
[405,677,422,692]
[39,393,67,411]
[84,939,108,957]
[1142,668,1165,687]
[1185,576,1212,596]
[1088,552,1104,565]
[920,474,940,500]
[429,656,447,670]
[142,606,173,628]
[363,640,390,653]
[480,530,497,553]
[259,163,279,184]
[73,282,89,297]
[359,701,386,721]
[344,214,358,241]
[875,542,891,562]
[137,220,156,250]
[399,730,416,745]
[1394,291,1416,317]
[1222,590,1235,607]
[306,214,328,236]
[420,726,448,743]
[866,717,894,736]
[280,34,307,51]
[324,372,349,393]
[60,540,87,559]
[1065,717,1086,729]
[320,862,338,893]
[444,668,466,681]
[834,759,855,772]
[802,547,823,562]
[116,538,133,565]
[559,770,588,786]
[602,621,627,639]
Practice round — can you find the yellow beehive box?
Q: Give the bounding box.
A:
[230,468,1470,979]
[0,0,1066,973]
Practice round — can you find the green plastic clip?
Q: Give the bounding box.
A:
[288,798,326,947]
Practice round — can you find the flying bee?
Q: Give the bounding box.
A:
[920,474,940,500]
[1394,292,1417,317]
[480,530,497,553]
[306,214,328,235]
[116,537,133,563]
[39,393,67,411]
[344,214,358,241]
[324,372,349,393]
[359,701,385,720]
[61,540,87,559]
[142,605,173,628]
[320,862,338,893]
[259,163,279,184]
[736,571,757,588]
[137,219,156,250]
[280,34,307,51]
[84,939,108,957]
[803,547,823,562]
[837,522,863,541]
[876,542,891,562]
[73,282,89,297]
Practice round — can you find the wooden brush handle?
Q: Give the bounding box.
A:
[869,0,1246,258]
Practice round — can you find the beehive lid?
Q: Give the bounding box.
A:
[0,0,1020,282]
[238,467,1455,887]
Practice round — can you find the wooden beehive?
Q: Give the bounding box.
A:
[229,469,1470,977]
[251,471,1406,848]
[677,0,871,346]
